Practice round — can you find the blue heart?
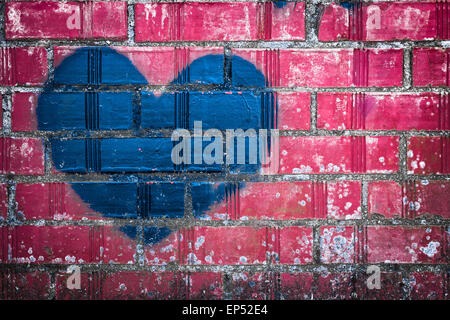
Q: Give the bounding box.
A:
[37,47,274,244]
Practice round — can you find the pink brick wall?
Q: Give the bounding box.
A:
[0,1,448,301]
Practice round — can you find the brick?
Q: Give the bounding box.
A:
[12,92,38,132]
[407,136,449,175]
[367,226,446,263]
[369,181,450,219]
[0,184,7,220]
[413,48,449,87]
[319,2,448,41]
[10,225,102,264]
[180,227,268,265]
[55,271,102,300]
[231,273,272,300]
[279,273,314,300]
[320,226,356,264]
[102,226,137,265]
[355,272,404,300]
[277,92,311,130]
[101,272,176,300]
[5,1,127,40]
[188,272,223,300]
[315,272,355,299]
[278,136,399,174]
[274,226,313,264]
[0,138,45,175]
[0,270,51,300]
[0,94,2,129]
[233,48,402,87]
[143,228,179,265]
[193,181,361,220]
[0,47,48,86]
[53,46,223,86]
[409,272,448,300]
[135,2,305,42]
[317,92,449,131]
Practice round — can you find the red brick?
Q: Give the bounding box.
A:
[273,226,313,265]
[102,226,137,265]
[12,92,39,132]
[315,272,354,299]
[15,183,101,220]
[188,272,223,300]
[278,92,311,130]
[367,226,445,263]
[0,138,45,175]
[5,1,127,40]
[200,181,360,221]
[10,225,102,264]
[279,273,314,300]
[317,92,449,131]
[320,226,356,264]
[407,136,449,175]
[0,227,8,263]
[0,47,47,86]
[409,272,448,300]
[319,2,446,41]
[0,270,51,300]
[413,48,449,87]
[135,2,305,42]
[0,184,7,220]
[278,136,399,174]
[180,227,267,265]
[233,48,402,87]
[231,272,272,300]
[0,94,2,129]
[369,181,450,219]
[143,230,179,265]
[55,271,102,300]
[355,272,404,300]
[101,272,179,300]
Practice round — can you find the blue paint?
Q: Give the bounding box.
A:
[339,2,356,10]
[38,47,274,245]
[273,1,287,9]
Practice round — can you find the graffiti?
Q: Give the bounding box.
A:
[37,47,275,245]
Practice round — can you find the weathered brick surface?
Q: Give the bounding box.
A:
[0,1,448,301]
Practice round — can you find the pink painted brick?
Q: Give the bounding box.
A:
[319,2,447,41]
[135,2,305,42]
[102,226,136,265]
[0,184,7,220]
[413,48,449,87]
[233,48,402,87]
[231,272,272,300]
[277,92,311,130]
[315,272,354,299]
[317,93,449,130]
[409,272,448,300]
[0,94,2,129]
[10,225,102,264]
[0,270,51,300]
[278,136,399,174]
[367,226,445,263]
[369,181,450,219]
[407,136,449,175]
[181,227,267,265]
[0,47,47,86]
[0,138,45,175]
[55,271,101,300]
[5,1,127,40]
[355,272,404,300]
[188,272,223,300]
[201,181,360,220]
[101,272,178,300]
[12,92,39,132]
[279,273,314,300]
[320,226,356,264]
[274,226,313,264]
[15,183,102,221]
[143,231,179,265]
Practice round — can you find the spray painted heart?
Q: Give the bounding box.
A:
[37,47,275,244]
